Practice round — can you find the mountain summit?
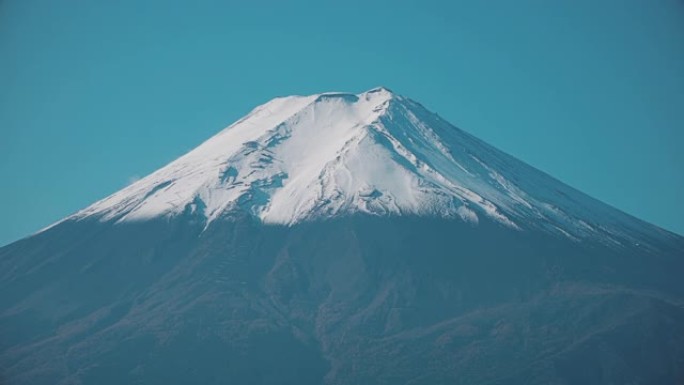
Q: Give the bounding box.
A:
[2,88,683,385]
[71,88,669,248]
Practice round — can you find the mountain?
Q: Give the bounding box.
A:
[1,87,683,385]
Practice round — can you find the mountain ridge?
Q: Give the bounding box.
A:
[2,88,683,385]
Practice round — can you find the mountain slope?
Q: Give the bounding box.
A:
[1,88,683,385]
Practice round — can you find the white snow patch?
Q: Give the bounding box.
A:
[61,86,649,244]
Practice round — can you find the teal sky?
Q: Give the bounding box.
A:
[1,0,683,246]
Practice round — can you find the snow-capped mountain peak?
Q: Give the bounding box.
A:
[69,87,671,246]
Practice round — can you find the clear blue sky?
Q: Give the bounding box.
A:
[2,0,683,246]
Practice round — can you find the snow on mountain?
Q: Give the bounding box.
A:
[67,87,670,246]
